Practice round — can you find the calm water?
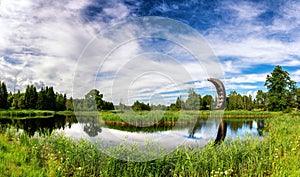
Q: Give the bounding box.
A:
[0,115,265,148]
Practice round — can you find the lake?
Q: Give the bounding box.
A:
[0,114,265,148]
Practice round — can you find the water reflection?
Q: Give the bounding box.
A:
[188,118,208,138]
[0,115,265,141]
[76,115,102,137]
[0,115,77,136]
[214,121,227,144]
[188,119,265,141]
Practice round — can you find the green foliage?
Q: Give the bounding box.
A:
[226,91,242,110]
[201,95,212,110]
[132,100,151,111]
[0,81,8,109]
[2,65,300,113]
[35,86,57,110]
[66,97,74,111]
[12,91,26,109]
[0,115,299,176]
[24,85,38,109]
[73,89,114,111]
[7,92,13,109]
[265,65,297,111]
[55,93,67,111]
[296,88,300,109]
[46,86,56,110]
[185,89,201,110]
[254,90,268,110]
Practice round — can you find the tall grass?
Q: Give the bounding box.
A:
[0,115,299,176]
[0,109,55,118]
[100,110,273,127]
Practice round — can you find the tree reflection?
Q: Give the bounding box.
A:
[0,115,77,136]
[188,118,227,144]
[76,115,102,137]
[188,118,207,138]
[256,120,265,136]
[214,121,227,145]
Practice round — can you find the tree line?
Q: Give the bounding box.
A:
[0,85,114,111]
[0,84,69,111]
[121,65,300,112]
[0,65,299,112]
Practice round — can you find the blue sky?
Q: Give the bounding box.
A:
[1,0,300,104]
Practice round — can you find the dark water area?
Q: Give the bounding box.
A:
[0,115,265,142]
[0,115,77,136]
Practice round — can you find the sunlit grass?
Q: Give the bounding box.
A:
[0,109,55,118]
[0,115,299,176]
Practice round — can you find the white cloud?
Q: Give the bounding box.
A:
[227,73,268,83]
[1,0,300,104]
[205,1,300,71]
[228,1,263,20]
[0,0,98,94]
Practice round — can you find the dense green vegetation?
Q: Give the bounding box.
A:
[0,115,299,176]
[0,65,299,176]
[0,81,9,109]
[1,65,300,114]
[99,110,273,126]
[0,110,55,117]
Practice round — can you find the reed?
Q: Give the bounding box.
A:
[0,115,299,176]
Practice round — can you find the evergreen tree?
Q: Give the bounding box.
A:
[0,81,8,109]
[36,87,47,110]
[46,87,56,110]
[55,93,67,111]
[265,65,296,111]
[24,85,38,109]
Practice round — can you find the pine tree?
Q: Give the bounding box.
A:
[24,85,38,109]
[46,87,56,110]
[0,81,8,109]
[37,87,47,110]
[265,65,296,111]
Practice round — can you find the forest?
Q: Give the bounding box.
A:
[0,65,300,112]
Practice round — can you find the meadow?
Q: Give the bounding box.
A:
[99,110,274,127]
[0,114,299,176]
[0,110,55,118]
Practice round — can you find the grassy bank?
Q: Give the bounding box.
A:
[0,109,275,119]
[100,110,274,126]
[0,110,55,118]
[0,115,299,176]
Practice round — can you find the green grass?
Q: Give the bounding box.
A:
[99,110,274,126]
[0,115,299,176]
[0,129,46,176]
[0,109,55,118]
